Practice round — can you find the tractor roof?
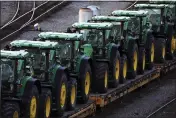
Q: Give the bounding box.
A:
[135,4,174,9]
[72,22,113,30]
[38,32,83,40]
[10,40,58,49]
[92,16,131,22]
[112,10,148,17]
[0,50,29,59]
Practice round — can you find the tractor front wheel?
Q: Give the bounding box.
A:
[94,62,109,93]
[38,89,52,118]
[66,78,77,110]
[2,102,20,118]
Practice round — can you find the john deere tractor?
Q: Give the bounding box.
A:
[111,10,155,75]
[38,32,92,104]
[91,15,154,81]
[10,40,69,117]
[134,4,176,60]
[0,50,41,118]
[69,22,122,92]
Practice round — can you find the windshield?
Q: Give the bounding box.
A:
[128,17,140,34]
[145,9,161,25]
[0,59,14,82]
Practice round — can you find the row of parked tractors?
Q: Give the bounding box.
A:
[1,1,176,118]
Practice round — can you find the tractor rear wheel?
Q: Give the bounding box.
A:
[2,102,20,118]
[137,47,145,74]
[94,62,109,93]
[127,42,138,79]
[119,55,127,84]
[52,71,68,116]
[23,85,39,118]
[38,89,52,118]
[78,63,92,103]
[66,78,77,110]
[154,38,166,63]
[109,50,120,88]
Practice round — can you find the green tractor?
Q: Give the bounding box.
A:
[69,22,122,92]
[111,10,155,71]
[9,40,70,117]
[111,10,166,65]
[0,50,41,118]
[91,16,153,79]
[37,32,92,104]
[134,4,176,60]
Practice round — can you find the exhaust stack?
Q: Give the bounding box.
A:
[79,8,93,23]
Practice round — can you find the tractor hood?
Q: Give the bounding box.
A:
[135,4,174,9]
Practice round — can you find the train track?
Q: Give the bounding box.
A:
[146,97,176,118]
[0,1,68,45]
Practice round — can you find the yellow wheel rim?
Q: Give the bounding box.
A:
[115,60,120,80]
[85,72,90,95]
[105,71,108,88]
[133,51,138,71]
[71,86,76,105]
[162,46,166,59]
[60,83,66,108]
[171,36,175,53]
[151,43,155,62]
[45,96,51,118]
[143,53,146,70]
[30,96,37,118]
[123,61,127,79]
[13,111,19,118]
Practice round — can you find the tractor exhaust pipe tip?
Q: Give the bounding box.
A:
[79,8,93,23]
[87,5,101,16]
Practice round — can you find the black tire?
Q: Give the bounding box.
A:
[78,62,92,103]
[94,62,109,93]
[137,47,145,74]
[119,55,127,84]
[2,102,20,118]
[38,89,52,118]
[145,31,155,70]
[66,78,77,110]
[154,38,166,63]
[109,49,120,88]
[166,24,175,60]
[52,71,68,116]
[22,85,39,118]
[127,42,138,79]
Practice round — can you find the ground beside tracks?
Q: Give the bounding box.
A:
[91,70,176,118]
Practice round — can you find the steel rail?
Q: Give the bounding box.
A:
[146,97,176,118]
[0,0,66,43]
[0,1,49,30]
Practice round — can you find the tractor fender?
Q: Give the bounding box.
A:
[22,78,41,97]
[51,65,69,84]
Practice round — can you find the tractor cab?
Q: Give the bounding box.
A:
[134,4,174,34]
[38,32,85,70]
[0,50,30,96]
[112,10,150,46]
[10,40,58,81]
[72,22,114,58]
[91,16,131,48]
